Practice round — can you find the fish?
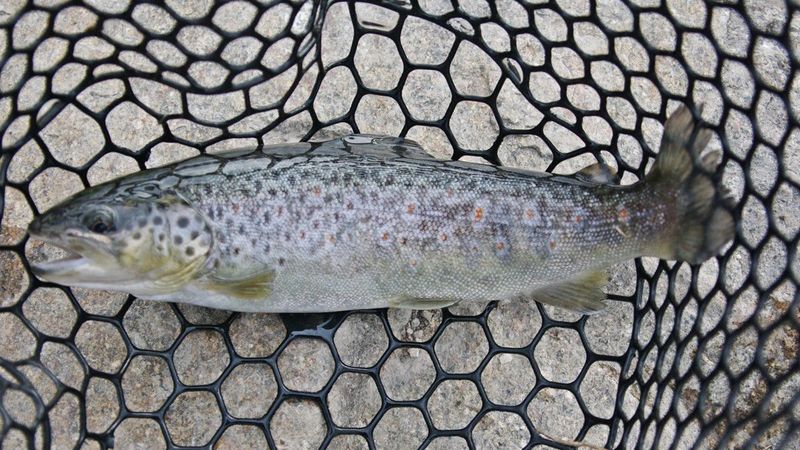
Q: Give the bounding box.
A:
[27,106,734,313]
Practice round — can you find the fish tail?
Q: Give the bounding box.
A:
[645,105,735,264]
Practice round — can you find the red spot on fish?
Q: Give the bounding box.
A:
[410,259,418,267]
[277,206,284,216]
[549,240,557,250]
[346,201,354,210]
[381,232,390,241]
[313,186,321,196]
[233,204,240,213]
[299,231,306,240]
[407,204,416,214]
[575,215,582,223]
[525,209,535,220]
[474,207,484,221]
[447,189,454,197]
[327,234,336,243]
[440,233,448,242]
[618,208,629,221]
[496,242,505,251]
[399,237,407,245]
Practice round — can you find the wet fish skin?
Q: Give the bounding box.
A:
[28,107,734,313]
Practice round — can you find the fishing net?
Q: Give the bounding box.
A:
[0,0,798,448]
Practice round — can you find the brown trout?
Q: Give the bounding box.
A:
[27,106,734,313]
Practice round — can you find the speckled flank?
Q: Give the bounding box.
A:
[43,135,675,312]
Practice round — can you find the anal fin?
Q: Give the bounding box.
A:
[204,269,274,300]
[530,271,607,314]
[389,296,459,310]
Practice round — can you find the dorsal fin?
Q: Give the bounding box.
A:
[341,135,438,160]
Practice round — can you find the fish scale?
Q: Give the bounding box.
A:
[28,108,734,314]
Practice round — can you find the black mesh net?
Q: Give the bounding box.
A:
[0,0,798,449]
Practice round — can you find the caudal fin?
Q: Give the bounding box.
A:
[646,106,735,264]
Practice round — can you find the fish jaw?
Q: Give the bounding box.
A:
[27,227,123,286]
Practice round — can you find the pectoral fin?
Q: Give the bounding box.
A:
[204,269,274,300]
[389,296,459,310]
[530,271,607,314]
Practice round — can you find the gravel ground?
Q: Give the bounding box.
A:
[0,0,798,449]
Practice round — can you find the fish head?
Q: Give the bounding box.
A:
[28,183,214,295]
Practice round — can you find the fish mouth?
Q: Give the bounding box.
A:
[27,230,106,281]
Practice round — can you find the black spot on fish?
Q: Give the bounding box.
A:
[251,238,257,246]
[138,219,147,227]
[158,233,165,242]
[174,235,183,245]
[132,232,141,240]
[278,257,285,266]
[153,216,163,225]
[233,247,240,256]
[263,212,271,224]
[238,224,245,234]
[177,217,190,228]
[185,247,195,257]
[268,188,276,196]
[190,230,199,240]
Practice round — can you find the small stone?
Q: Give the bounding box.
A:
[434,322,489,374]
[354,34,403,91]
[22,287,77,338]
[449,101,499,151]
[328,434,369,449]
[373,407,428,450]
[176,303,231,325]
[0,251,29,307]
[145,40,187,67]
[102,18,144,46]
[114,418,167,450]
[177,25,221,56]
[76,79,125,113]
[221,37,263,67]
[122,355,174,412]
[174,329,230,385]
[380,347,435,401]
[221,363,277,419]
[327,372,382,427]
[187,91,246,123]
[320,2,353,67]
[314,66,357,123]
[51,63,88,95]
[533,327,586,383]
[0,313,36,362]
[401,16,455,65]
[256,3,292,40]
[188,61,230,89]
[278,337,334,392]
[130,77,183,116]
[131,4,176,35]
[165,0,213,20]
[481,353,536,406]
[261,37,294,70]
[50,393,81,450]
[402,69,451,122]
[527,388,584,440]
[106,101,164,151]
[472,412,530,449]
[215,425,268,450]
[212,1,257,33]
[53,6,98,35]
[75,321,128,374]
[165,391,222,447]
[123,300,181,351]
[40,341,84,389]
[450,41,501,97]
[87,152,139,185]
[85,377,119,433]
[428,380,481,430]
[334,313,388,368]
[40,104,105,168]
[269,399,327,450]
[229,313,286,357]
[146,142,200,168]
[355,95,405,135]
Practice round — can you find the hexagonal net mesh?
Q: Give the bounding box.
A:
[0,0,798,448]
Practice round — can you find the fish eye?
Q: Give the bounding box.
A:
[84,211,116,234]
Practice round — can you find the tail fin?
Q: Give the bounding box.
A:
[646,106,735,264]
